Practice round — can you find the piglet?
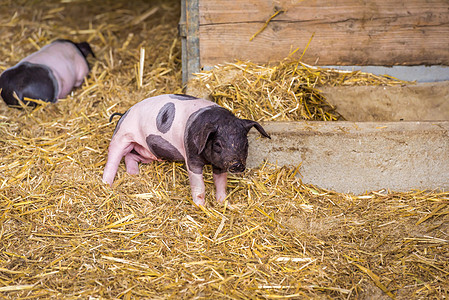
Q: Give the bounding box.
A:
[0,39,94,107]
[103,94,271,206]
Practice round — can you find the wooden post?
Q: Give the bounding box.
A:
[180,0,200,84]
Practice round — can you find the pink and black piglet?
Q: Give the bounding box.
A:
[103,94,271,206]
[0,39,94,107]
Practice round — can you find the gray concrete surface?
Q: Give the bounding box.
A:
[247,121,449,194]
[322,65,449,82]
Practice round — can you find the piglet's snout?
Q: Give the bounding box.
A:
[228,162,245,173]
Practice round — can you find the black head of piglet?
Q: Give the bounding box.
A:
[185,106,270,174]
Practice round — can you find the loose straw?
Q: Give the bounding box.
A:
[138,47,145,88]
[250,10,286,41]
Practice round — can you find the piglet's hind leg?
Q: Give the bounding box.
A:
[102,141,134,185]
[124,150,155,175]
[124,153,140,175]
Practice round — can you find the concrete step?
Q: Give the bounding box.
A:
[247,120,449,194]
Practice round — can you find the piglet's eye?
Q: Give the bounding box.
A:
[213,141,222,153]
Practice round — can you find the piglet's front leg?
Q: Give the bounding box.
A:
[187,169,206,206]
[213,170,227,203]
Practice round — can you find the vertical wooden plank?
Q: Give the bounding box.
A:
[180,0,187,84]
[185,0,200,83]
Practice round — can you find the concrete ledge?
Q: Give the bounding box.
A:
[247,121,449,194]
[320,82,449,122]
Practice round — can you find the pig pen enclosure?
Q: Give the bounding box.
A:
[0,0,448,299]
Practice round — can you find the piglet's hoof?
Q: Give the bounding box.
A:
[192,193,206,207]
[216,192,227,204]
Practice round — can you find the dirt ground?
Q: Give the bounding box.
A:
[0,0,448,299]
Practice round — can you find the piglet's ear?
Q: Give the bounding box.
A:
[75,42,96,58]
[195,122,217,154]
[242,119,271,139]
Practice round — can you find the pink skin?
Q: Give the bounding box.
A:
[213,172,228,203]
[102,95,224,206]
[21,41,89,99]
[188,171,207,206]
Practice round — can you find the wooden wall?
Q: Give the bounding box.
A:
[196,0,449,67]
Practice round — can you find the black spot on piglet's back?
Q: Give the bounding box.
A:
[156,102,176,133]
[169,94,198,100]
[146,134,184,161]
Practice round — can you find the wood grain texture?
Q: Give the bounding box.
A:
[198,0,449,66]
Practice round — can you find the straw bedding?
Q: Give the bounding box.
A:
[188,60,408,122]
[0,0,447,299]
